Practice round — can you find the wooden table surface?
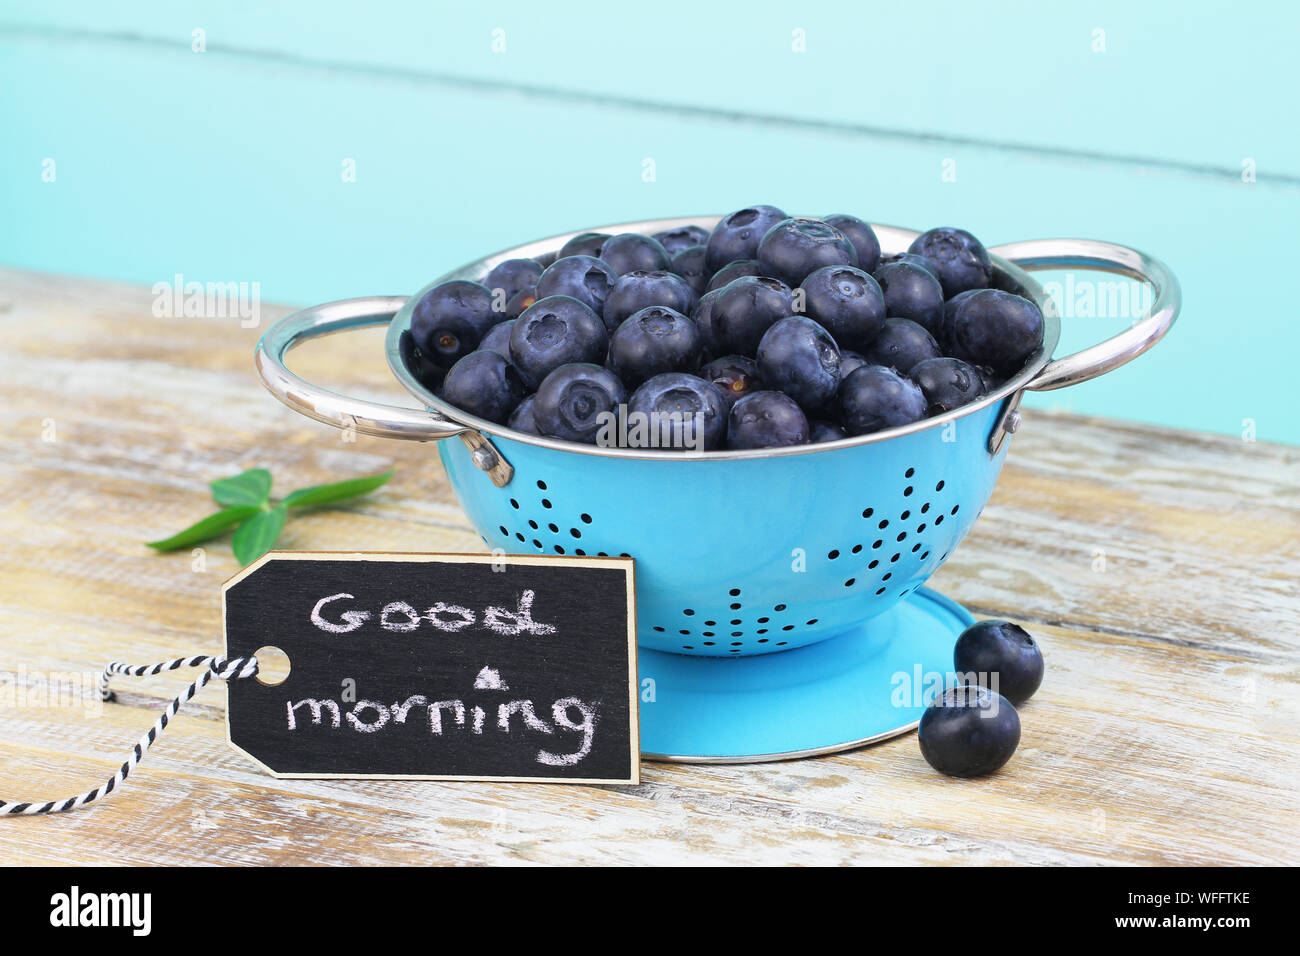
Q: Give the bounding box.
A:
[1,267,1296,866]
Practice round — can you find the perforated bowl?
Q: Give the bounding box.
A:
[256,218,1179,659]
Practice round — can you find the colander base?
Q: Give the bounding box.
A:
[638,587,973,763]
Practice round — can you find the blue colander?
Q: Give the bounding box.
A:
[255,218,1179,761]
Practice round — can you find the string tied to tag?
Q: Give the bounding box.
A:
[2,654,259,816]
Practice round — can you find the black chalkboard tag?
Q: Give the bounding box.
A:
[222,552,639,785]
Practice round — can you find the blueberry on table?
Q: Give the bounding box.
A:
[840,349,868,378]
[535,255,620,317]
[653,224,711,255]
[909,227,993,298]
[602,270,699,331]
[918,685,1021,778]
[533,363,628,444]
[872,258,945,334]
[477,319,515,358]
[861,317,941,376]
[706,258,763,293]
[509,294,609,389]
[670,244,711,297]
[439,350,525,425]
[607,306,704,388]
[484,257,544,303]
[627,372,728,451]
[699,354,764,408]
[838,364,928,435]
[410,280,497,368]
[600,232,672,275]
[911,356,987,414]
[799,264,886,350]
[711,275,797,356]
[507,393,541,435]
[705,205,788,272]
[757,316,842,411]
[558,232,611,259]
[809,419,847,443]
[757,218,858,287]
[823,213,881,272]
[726,390,810,449]
[944,289,1045,377]
[953,620,1044,705]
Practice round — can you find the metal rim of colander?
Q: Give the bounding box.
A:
[383,216,1061,461]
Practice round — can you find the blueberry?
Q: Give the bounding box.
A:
[823,214,881,272]
[727,390,809,449]
[607,306,704,388]
[705,205,788,272]
[757,316,842,411]
[600,233,672,275]
[507,393,540,435]
[699,354,764,408]
[838,365,928,435]
[558,232,610,259]
[809,420,847,443]
[533,250,558,269]
[509,295,609,389]
[535,255,619,317]
[711,275,796,356]
[706,258,762,293]
[533,363,628,444]
[909,227,993,297]
[627,372,728,451]
[691,288,724,354]
[504,286,538,319]
[602,270,699,331]
[840,350,868,377]
[653,224,711,255]
[872,259,944,333]
[918,685,1021,778]
[399,329,446,393]
[861,317,941,375]
[757,218,857,287]
[670,244,710,297]
[439,350,524,425]
[484,258,544,304]
[878,251,941,279]
[943,289,1045,377]
[410,280,497,368]
[799,264,886,350]
[953,620,1044,705]
[477,319,515,357]
[911,356,986,414]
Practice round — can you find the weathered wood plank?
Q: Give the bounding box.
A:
[0,268,1295,866]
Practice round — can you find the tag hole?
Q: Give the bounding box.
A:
[254,646,291,686]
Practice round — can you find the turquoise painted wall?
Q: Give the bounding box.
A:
[2,2,1296,442]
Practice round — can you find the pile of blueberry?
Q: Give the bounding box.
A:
[404,206,1045,450]
[918,620,1045,778]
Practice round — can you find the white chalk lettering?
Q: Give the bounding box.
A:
[311,593,371,633]
[286,698,341,730]
[538,698,597,767]
[380,601,421,632]
[429,699,465,735]
[498,699,553,734]
[424,602,476,631]
[482,589,557,636]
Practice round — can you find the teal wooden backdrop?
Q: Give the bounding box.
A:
[2,1,1296,442]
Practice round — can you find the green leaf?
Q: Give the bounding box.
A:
[231,505,287,566]
[146,506,262,551]
[282,469,394,510]
[211,468,273,508]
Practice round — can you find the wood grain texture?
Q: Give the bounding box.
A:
[0,267,1296,866]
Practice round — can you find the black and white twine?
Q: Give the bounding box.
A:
[1,654,258,816]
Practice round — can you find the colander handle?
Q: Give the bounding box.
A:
[989,238,1181,391]
[255,298,515,486]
